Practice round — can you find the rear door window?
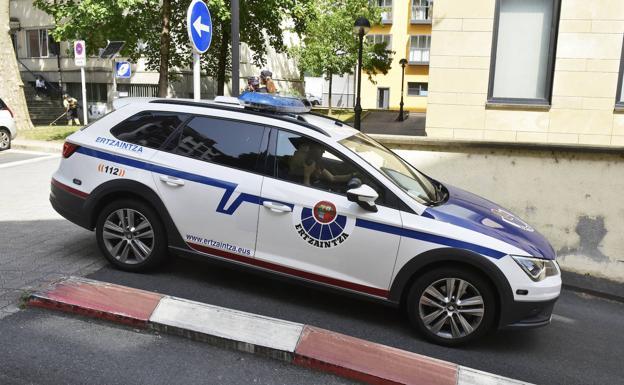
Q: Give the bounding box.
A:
[110,111,188,149]
[169,116,267,173]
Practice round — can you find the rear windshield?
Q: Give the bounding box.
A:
[0,99,6,109]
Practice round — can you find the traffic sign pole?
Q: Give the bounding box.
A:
[74,40,88,125]
[112,60,117,98]
[187,0,212,100]
[80,67,88,125]
[193,52,200,101]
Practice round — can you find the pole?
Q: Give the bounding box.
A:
[112,60,117,99]
[397,64,405,122]
[354,32,364,131]
[231,0,240,96]
[194,52,200,101]
[80,66,88,125]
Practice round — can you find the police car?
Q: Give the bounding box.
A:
[50,92,561,345]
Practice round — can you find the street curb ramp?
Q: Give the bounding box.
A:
[28,276,532,385]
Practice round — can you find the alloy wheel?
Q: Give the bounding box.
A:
[0,131,9,150]
[418,278,485,339]
[102,208,154,265]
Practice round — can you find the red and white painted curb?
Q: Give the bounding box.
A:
[28,277,532,385]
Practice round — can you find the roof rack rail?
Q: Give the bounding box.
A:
[306,111,353,128]
[149,99,330,137]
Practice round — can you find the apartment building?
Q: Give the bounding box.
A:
[360,0,433,112]
[426,0,624,146]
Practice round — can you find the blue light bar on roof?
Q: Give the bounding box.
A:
[238,91,310,114]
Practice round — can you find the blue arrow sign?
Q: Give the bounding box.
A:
[115,61,131,78]
[187,0,212,54]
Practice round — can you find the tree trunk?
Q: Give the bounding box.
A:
[157,0,171,98]
[216,24,230,96]
[327,73,333,115]
[0,0,33,130]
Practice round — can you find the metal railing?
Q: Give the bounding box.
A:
[17,58,62,97]
[411,2,433,23]
[380,6,393,24]
[409,48,430,64]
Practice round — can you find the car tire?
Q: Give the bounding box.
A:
[406,266,496,346]
[0,128,10,151]
[95,199,168,272]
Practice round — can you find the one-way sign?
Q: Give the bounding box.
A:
[187,0,213,53]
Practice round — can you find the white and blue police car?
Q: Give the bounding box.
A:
[50,92,561,345]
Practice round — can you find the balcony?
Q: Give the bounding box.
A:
[411,2,432,24]
[380,6,393,24]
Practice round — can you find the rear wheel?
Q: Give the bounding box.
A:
[95,199,168,271]
[0,128,10,151]
[406,266,496,346]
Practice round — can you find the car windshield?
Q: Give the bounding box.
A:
[339,133,438,204]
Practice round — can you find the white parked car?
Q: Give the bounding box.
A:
[0,98,17,151]
[305,93,322,106]
[50,93,561,345]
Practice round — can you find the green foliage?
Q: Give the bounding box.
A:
[292,0,393,82]
[34,0,313,85]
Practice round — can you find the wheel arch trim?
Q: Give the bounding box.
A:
[389,248,515,328]
[84,179,186,249]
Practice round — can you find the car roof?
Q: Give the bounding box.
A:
[113,97,358,141]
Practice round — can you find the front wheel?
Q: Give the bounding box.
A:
[0,128,10,151]
[95,199,168,272]
[406,266,496,346]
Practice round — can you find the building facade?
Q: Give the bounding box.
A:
[8,0,301,122]
[426,0,624,146]
[360,0,433,112]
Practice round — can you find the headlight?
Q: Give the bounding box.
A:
[511,256,559,282]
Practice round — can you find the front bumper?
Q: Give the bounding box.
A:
[500,297,558,329]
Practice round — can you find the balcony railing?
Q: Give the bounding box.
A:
[408,48,430,64]
[380,6,393,24]
[411,4,432,23]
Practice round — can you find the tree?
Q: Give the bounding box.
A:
[0,0,33,130]
[292,0,393,112]
[35,0,313,97]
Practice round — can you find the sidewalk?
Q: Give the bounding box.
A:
[29,276,531,385]
[12,138,62,153]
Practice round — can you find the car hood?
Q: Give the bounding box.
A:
[423,184,556,260]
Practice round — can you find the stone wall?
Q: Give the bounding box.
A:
[374,135,624,283]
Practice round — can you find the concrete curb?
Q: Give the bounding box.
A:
[12,139,62,153]
[28,276,532,385]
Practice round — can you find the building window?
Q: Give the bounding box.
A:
[407,82,428,96]
[411,0,433,23]
[409,35,430,64]
[488,0,560,105]
[378,0,393,24]
[367,34,392,50]
[26,29,49,58]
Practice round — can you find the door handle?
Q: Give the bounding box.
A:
[159,175,185,187]
[262,201,292,213]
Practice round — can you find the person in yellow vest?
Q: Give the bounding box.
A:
[63,94,80,126]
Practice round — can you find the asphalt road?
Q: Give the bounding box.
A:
[2,149,623,385]
[0,308,356,385]
[89,257,624,385]
[0,149,48,165]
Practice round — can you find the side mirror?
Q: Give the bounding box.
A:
[347,184,379,212]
